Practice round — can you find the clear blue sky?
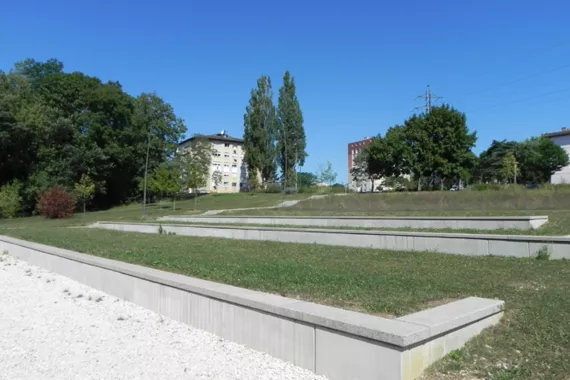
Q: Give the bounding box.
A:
[2,0,569,182]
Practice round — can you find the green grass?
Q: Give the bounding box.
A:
[0,192,307,228]
[0,225,569,379]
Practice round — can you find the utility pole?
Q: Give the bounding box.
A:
[413,85,443,114]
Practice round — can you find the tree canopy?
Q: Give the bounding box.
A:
[0,58,186,214]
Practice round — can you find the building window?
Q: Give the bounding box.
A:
[224,154,230,158]
[233,149,237,154]
[232,182,237,187]
[224,143,230,147]
[223,181,229,187]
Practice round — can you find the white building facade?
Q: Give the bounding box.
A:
[178,131,247,193]
[545,128,570,184]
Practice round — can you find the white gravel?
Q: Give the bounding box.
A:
[0,254,326,380]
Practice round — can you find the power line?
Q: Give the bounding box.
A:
[413,85,443,113]
[462,62,570,97]
[467,87,570,113]
[470,94,570,116]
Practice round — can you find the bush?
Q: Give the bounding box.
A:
[262,183,283,193]
[0,180,22,218]
[470,183,503,191]
[37,186,77,219]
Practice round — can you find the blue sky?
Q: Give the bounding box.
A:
[2,0,569,183]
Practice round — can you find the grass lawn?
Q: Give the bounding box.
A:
[1,225,569,380]
[0,192,307,229]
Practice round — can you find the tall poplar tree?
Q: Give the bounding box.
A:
[276,71,307,187]
[243,76,278,188]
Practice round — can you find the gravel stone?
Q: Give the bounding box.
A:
[0,255,327,380]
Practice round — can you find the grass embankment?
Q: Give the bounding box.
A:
[225,188,570,235]
[0,226,569,379]
[0,192,306,229]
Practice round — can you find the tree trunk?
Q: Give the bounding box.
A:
[417,176,422,191]
[83,200,86,214]
[194,190,197,210]
[173,195,176,211]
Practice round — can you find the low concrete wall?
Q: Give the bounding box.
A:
[158,215,549,231]
[0,236,504,380]
[94,222,570,259]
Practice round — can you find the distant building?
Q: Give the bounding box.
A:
[178,130,247,193]
[347,137,382,191]
[544,128,570,184]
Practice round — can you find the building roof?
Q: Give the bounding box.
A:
[544,128,570,138]
[179,130,243,146]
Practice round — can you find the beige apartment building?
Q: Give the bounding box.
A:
[178,130,247,193]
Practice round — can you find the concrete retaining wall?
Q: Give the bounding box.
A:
[0,236,504,380]
[94,222,570,259]
[158,215,549,231]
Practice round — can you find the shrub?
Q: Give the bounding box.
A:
[263,183,283,193]
[37,186,77,219]
[470,183,503,191]
[535,246,550,261]
[0,180,22,218]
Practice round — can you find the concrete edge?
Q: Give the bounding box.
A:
[159,215,549,221]
[97,222,570,243]
[0,235,503,348]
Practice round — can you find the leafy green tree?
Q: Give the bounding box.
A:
[517,137,569,183]
[74,174,96,214]
[0,180,22,218]
[178,135,212,209]
[243,76,278,188]
[147,164,182,210]
[476,140,518,183]
[211,170,223,191]
[318,161,337,186]
[500,151,520,184]
[297,172,318,188]
[277,71,307,187]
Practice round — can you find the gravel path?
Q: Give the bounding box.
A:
[0,254,326,380]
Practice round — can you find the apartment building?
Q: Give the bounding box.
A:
[347,137,382,191]
[178,130,247,193]
[545,128,570,184]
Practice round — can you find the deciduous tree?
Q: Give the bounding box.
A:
[277,71,307,187]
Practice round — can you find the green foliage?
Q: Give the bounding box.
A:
[500,151,520,184]
[365,105,476,190]
[211,170,223,191]
[261,183,282,193]
[0,58,186,212]
[297,172,318,188]
[74,174,97,214]
[147,163,181,209]
[317,161,337,186]
[535,246,550,261]
[178,135,212,208]
[243,76,278,186]
[470,183,502,191]
[0,180,22,218]
[277,71,307,187]
[478,137,568,184]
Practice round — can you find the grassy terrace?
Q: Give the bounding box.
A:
[1,189,570,379]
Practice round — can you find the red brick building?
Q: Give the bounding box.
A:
[347,137,373,185]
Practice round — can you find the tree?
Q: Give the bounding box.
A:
[0,180,22,218]
[517,137,569,183]
[179,135,212,209]
[476,140,518,183]
[133,93,186,215]
[74,174,96,214]
[297,172,318,188]
[243,76,278,188]
[277,71,307,187]
[500,151,520,184]
[0,58,187,215]
[147,163,181,210]
[211,170,223,191]
[318,161,337,186]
